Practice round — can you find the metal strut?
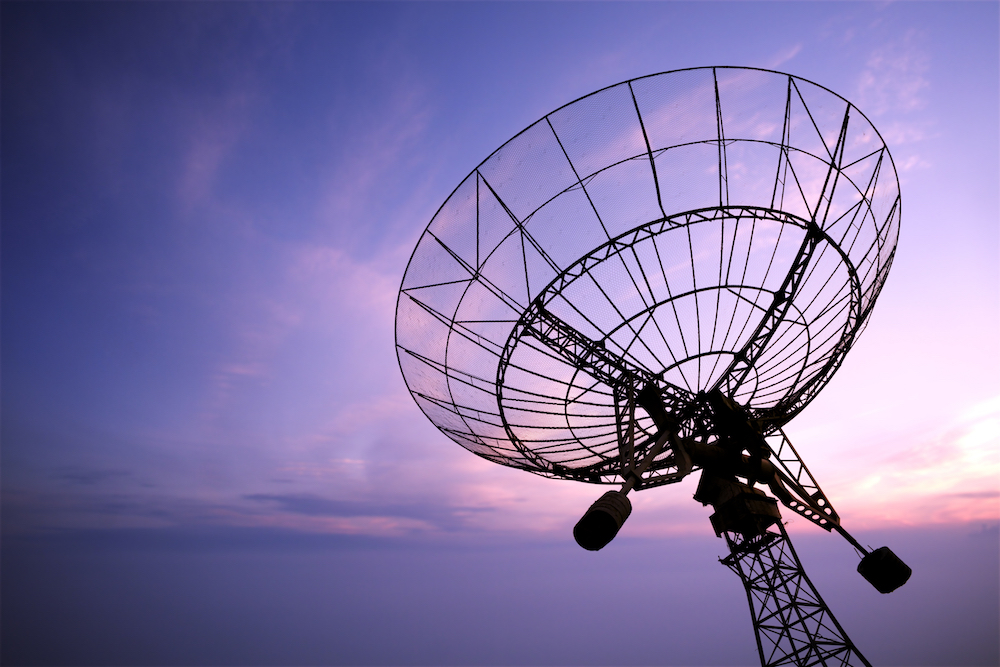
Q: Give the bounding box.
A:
[522,303,691,407]
[521,304,694,485]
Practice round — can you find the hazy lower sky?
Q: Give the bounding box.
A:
[3,2,997,666]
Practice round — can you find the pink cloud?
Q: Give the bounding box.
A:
[816,395,1000,529]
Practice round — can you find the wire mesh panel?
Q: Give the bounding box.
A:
[396,67,900,481]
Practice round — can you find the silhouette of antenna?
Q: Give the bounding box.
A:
[396,67,909,666]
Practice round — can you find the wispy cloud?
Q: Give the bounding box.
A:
[828,395,1000,528]
[763,43,803,70]
[853,30,934,181]
[316,80,437,256]
[176,98,252,211]
[856,29,930,117]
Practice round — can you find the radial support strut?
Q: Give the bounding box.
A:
[721,522,871,667]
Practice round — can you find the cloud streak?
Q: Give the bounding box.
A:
[856,29,930,116]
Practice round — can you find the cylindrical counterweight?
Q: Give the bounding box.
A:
[573,491,632,551]
[858,546,912,593]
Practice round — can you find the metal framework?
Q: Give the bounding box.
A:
[397,67,898,480]
[395,67,905,667]
[723,524,870,667]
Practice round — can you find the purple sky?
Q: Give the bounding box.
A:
[2,2,998,666]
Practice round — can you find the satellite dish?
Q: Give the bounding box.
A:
[396,67,909,666]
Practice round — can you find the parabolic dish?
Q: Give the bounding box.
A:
[396,67,900,484]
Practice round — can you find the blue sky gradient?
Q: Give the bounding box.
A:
[3,2,998,665]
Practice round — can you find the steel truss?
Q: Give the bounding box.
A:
[722,523,870,667]
[395,67,907,667]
